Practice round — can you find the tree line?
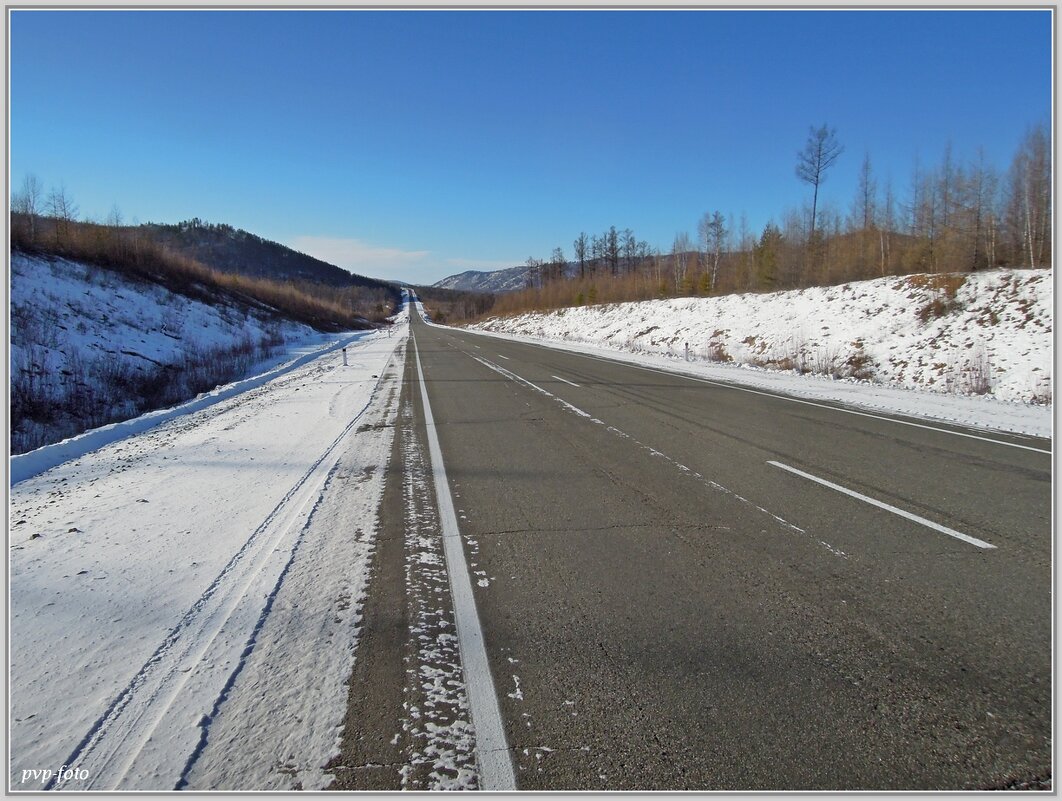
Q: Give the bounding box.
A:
[486,121,1050,319]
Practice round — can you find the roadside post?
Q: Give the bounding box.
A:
[342,347,348,366]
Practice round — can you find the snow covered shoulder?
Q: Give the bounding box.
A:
[468,269,1052,438]
[9,314,407,791]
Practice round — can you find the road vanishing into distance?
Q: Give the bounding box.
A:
[332,300,1052,791]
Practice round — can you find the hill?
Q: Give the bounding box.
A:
[11,212,399,329]
[433,264,531,293]
[144,219,396,291]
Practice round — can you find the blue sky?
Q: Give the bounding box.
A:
[9,9,1052,285]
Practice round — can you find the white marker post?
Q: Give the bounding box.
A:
[342,347,348,366]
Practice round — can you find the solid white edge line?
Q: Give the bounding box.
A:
[551,374,581,387]
[766,460,997,550]
[411,332,517,791]
[454,329,1050,455]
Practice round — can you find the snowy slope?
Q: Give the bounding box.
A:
[467,270,1052,438]
[433,263,581,293]
[10,253,321,453]
[433,265,530,293]
[9,313,407,791]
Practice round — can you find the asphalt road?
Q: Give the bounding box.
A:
[335,301,1051,791]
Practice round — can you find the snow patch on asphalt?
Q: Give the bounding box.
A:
[398,401,478,790]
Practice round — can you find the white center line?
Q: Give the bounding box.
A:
[496,354,509,359]
[767,460,996,550]
[412,335,516,790]
[551,374,581,387]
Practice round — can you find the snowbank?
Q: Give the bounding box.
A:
[468,270,1053,439]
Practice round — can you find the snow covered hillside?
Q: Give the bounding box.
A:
[433,264,532,293]
[471,270,1053,405]
[11,253,322,453]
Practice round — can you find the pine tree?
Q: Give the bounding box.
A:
[755,223,783,289]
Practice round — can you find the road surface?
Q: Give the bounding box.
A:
[333,300,1051,791]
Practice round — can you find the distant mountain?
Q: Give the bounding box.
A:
[433,265,531,293]
[145,219,395,292]
[434,261,591,293]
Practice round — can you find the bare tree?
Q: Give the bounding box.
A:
[11,173,43,243]
[106,203,123,228]
[549,246,566,283]
[965,148,998,271]
[573,232,588,280]
[525,256,542,289]
[672,231,692,292]
[795,124,844,242]
[880,177,896,275]
[698,210,727,291]
[937,142,957,230]
[12,173,43,217]
[622,228,637,273]
[850,151,877,232]
[907,159,939,271]
[847,152,877,273]
[46,183,79,246]
[605,225,620,275]
[1005,122,1051,268]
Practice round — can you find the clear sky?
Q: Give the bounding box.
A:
[9,8,1052,285]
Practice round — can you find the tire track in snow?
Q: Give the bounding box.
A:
[177,351,404,790]
[47,350,399,791]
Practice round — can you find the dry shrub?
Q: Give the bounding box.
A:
[10,336,288,454]
[905,273,967,296]
[706,342,731,362]
[910,272,967,323]
[844,351,875,380]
